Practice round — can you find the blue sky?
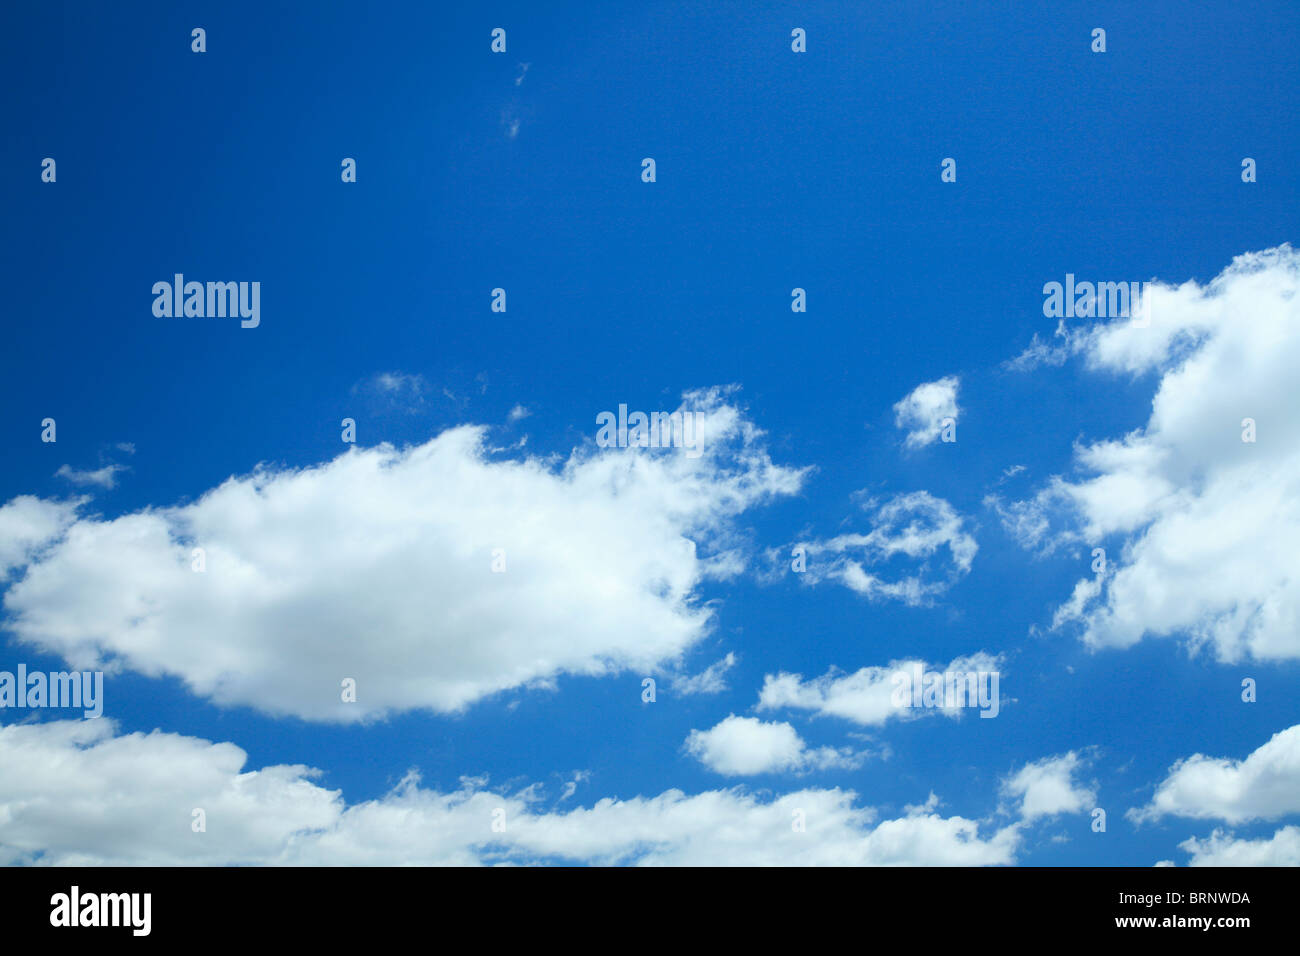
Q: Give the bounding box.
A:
[2,1,1299,866]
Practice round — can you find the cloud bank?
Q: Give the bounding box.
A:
[0,389,805,722]
[0,720,1029,866]
[999,245,1300,662]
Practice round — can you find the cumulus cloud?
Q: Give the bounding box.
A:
[0,389,806,722]
[1177,826,1300,866]
[893,376,959,448]
[998,246,1300,661]
[0,720,1022,866]
[1130,724,1300,825]
[1000,752,1096,822]
[757,652,1002,726]
[0,497,80,581]
[791,491,977,605]
[684,715,862,776]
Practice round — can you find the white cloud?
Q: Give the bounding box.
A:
[0,720,1024,866]
[1178,826,1300,866]
[0,496,80,581]
[893,376,959,448]
[757,652,1002,726]
[684,715,862,776]
[792,491,977,606]
[1000,752,1096,822]
[671,652,736,695]
[0,720,338,866]
[1130,724,1300,825]
[54,464,124,489]
[507,404,531,422]
[0,389,806,722]
[1001,245,1300,661]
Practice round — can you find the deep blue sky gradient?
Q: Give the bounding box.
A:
[3,0,1299,865]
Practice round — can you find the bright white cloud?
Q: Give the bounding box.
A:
[757,652,1002,726]
[1130,724,1300,825]
[1000,752,1096,822]
[1000,245,1300,661]
[792,491,977,605]
[0,720,338,866]
[0,389,807,722]
[0,496,80,581]
[0,720,1024,866]
[1178,826,1300,866]
[684,715,861,776]
[893,376,959,448]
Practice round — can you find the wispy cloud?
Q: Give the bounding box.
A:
[671,652,737,695]
[352,371,429,412]
[786,491,977,606]
[54,464,125,489]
